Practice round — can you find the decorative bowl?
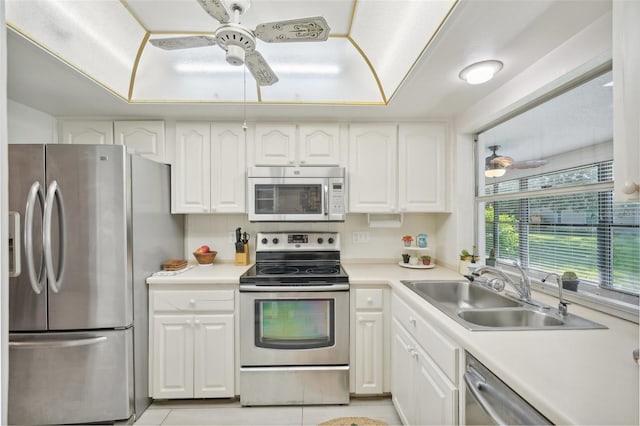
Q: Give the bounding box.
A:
[193,251,217,265]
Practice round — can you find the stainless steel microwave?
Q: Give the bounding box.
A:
[247,167,346,222]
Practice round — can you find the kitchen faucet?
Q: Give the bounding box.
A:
[542,272,569,316]
[473,261,532,301]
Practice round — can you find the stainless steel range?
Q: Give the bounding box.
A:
[239,231,349,406]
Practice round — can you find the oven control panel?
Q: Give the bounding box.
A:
[256,232,340,251]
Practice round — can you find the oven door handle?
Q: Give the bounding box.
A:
[240,284,349,292]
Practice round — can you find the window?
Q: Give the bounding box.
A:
[476,69,639,311]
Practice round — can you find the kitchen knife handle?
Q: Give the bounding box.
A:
[44,181,66,294]
[24,181,46,294]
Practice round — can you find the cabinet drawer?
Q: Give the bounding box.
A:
[152,290,234,312]
[355,288,384,309]
[392,293,459,384]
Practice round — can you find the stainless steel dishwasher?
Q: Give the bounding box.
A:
[464,352,553,425]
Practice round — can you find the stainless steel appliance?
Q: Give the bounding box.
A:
[7,144,184,425]
[239,231,349,405]
[247,166,346,222]
[464,352,552,425]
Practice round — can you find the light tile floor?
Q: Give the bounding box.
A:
[134,397,402,426]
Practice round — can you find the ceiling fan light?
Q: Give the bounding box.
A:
[485,167,506,178]
[459,60,503,85]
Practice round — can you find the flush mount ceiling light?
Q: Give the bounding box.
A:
[459,60,503,85]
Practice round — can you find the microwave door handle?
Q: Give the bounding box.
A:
[323,184,328,216]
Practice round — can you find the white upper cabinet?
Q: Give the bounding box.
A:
[348,124,398,213]
[173,122,246,214]
[298,124,342,166]
[349,123,449,213]
[60,120,113,145]
[253,123,341,166]
[254,124,296,166]
[173,122,211,213]
[398,123,448,212]
[613,1,640,202]
[210,123,246,213]
[114,120,165,163]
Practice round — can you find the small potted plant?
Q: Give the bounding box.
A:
[420,255,432,266]
[562,271,580,291]
[486,248,496,267]
[402,235,414,247]
[459,249,472,261]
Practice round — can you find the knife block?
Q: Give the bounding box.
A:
[235,244,250,266]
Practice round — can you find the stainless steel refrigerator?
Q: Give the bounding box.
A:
[7,144,184,425]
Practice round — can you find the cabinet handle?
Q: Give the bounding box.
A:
[186,319,192,325]
[194,319,200,326]
[623,181,639,195]
[367,297,373,304]
[189,299,196,306]
[409,317,417,327]
[300,160,306,164]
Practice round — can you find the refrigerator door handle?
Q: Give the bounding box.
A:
[24,182,46,294]
[9,336,107,349]
[44,180,66,293]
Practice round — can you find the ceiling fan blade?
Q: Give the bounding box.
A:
[245,51,279,86]
[254,16,330,43]
[509,159,548,169]
[149,35,216,50]
[490,155,515,168]
[196,0,230,23]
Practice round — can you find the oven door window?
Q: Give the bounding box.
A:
[255,184,323,215]
[255,299,334,349]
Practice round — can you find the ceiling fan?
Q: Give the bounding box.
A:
[485,145,548,177]
[148,0,331,86]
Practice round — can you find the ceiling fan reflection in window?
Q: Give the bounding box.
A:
[148,0,330,86]
[485,145,548,178]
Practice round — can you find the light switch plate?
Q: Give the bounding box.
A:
[352,231,370,243]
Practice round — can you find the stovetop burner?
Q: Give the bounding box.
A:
[257,266,301,275]
[239,231,349,286]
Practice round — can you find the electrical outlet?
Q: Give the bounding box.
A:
[229,231,236,243]
[352,231,370,243]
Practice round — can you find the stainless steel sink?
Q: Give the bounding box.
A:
[402,280,522,309]
[458,308,564,328]
[400,280,607,331]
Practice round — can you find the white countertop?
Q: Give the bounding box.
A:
[146,261,639,425]
[146,262,253,284]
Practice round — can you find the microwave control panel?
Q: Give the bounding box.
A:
[329,180,345,214]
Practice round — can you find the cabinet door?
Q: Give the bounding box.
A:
[60,120,113,145]
[613,1,640,202]
[398,123,448,212]
[348,124,398,212]
[152,315,194,399]
[391,319,416,425]
[114,120,165,163]
[193,314,235,398]
[414,345,457,425]
[173,122,211,213]
[355,311,384,394]
[210,123,246,213]
[254,124,296,165]
[298,124,341,166]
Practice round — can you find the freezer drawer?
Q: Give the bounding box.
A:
[8,328,134,425]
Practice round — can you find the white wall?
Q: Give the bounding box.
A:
[185,213,441,264]
[7,99,57,144]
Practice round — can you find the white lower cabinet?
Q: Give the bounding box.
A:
[392,293,459,425]
[149,288,235,399]
[352,287,389,395]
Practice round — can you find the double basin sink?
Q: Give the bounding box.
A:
[400,280,606,331]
